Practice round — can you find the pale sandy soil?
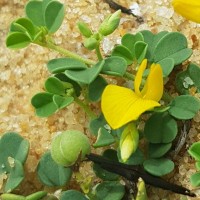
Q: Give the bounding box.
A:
[0,0,200,199]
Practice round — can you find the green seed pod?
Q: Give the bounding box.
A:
[98,10,121,36]
[84,37,98,50]
[51,130,91,166]
[77,21,93,38]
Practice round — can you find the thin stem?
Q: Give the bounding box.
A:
[34,40,96,66]
[124,72,135,80]
[95,43,103,61]
[74,97,97,120]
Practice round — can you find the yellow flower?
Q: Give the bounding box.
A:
[172,0,200,23]
[120,123,139,162]
[101,59,163,129]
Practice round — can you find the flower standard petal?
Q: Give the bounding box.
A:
[172,0,200,23]
[134,59,147,97]
[141,63,163,101]
[101,85,161,129]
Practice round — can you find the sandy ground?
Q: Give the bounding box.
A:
[0,0,200,199]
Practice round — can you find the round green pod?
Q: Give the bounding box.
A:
[51,130,91,166]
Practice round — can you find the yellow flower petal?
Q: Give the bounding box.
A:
[101,85,161,129]
[134,59,147,97]
[141,63,163,101]
[172,0,200,23]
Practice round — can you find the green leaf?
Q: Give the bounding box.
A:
[148,143,172,158]
[89,114,110,136]
[94,181,125,200]
[188,142,200,161]
[134,41,148,64]
[10,18,36,40]
[31,92,58,117]
[25,1,45,26]
[158,58,174,77]
[93,128,115,148]
[101,56,127,77]
[55,73,82,97]
[0,132,29,165]
[6,32,31,49]
[93,149,119,181]
[60,190,88,200]
[65,60,105,84]
[143,158,174,176]
[140,30,168,62]
[176,63,200,94]
[168,95,200,119]
[144,112,178,143]
[121,32,144,55]
[190,171,200,187]
[44,1,64,33]
[111,45,134,65]
[88,76,107,102]
[5,160,24,193]
[53,95,74,109]
[153,32,192,65]
[37,152,72,187]
[47,58,87,74]
[45,77,65,95]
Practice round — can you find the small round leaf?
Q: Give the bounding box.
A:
[144,112,177,143]
[148,143,172,158]
[169,95,200,120]
[37,152,72,187]
[143,158,174,176]
[188,142,200,161]
[60,190,87,200]
[190,172,200,187]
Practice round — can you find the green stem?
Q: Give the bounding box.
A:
[124,72,135,80]
[74,97,97,120]
[34,40,96,66]
[95,43,103,61]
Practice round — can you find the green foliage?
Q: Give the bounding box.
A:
[51,130,91,166]
[93,149,119,181]
[112,32,146,65]
[88,76,108,102]
[176,63,200,94]
[143,158,174,176]
[25,0,64,33]
[141,31,192,77]
[168,95,200,119]
[47,58,87,74]
[0,132,29,192]
[94,181,125,200]
[60,190,88,200]
[37,151,72,186]
[148,143,172,158]
[188,142,200,187]
[144,112,178,143]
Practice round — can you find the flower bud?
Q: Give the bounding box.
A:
[172,0,200,23]
[98,10,121,36]
[84,37,98,50]
[120,123,139,162]
[136,178,148,200]
[51,130,91,166]
[77,21,93,38]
